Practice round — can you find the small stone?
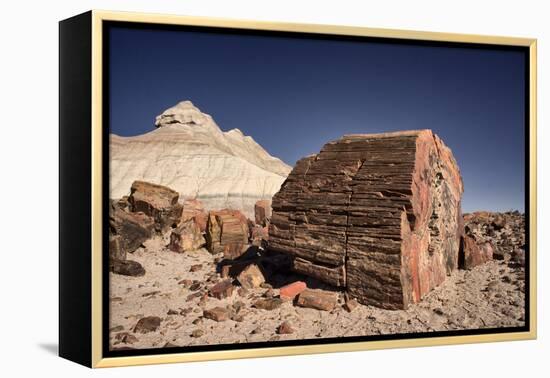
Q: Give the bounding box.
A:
[253,298,283,311]
[203,307,230,322]
[180,307,193,316]
[189,282,202,291]
[192,318,202,325]
[280,281,306,301]
[209,280,234,299]
[109,325,124,332]
[186,291,202,301]
[133,316,161,333]
[433,307,445,316]
[277,321,294,334]
[110,259,146,277]
[191,329,205,338]
[167,309,179,315]
[142,290,161,297]
[296,289,338,311]
[231,314,245,322]
[190,264,203,272]
[344,299,358,312]
[259,282,272,289]
[237,264,265,289]
[263,288,275,298]
[114,332,138,344]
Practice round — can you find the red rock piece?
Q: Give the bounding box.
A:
[205,209,249,254]
[296,289,338,311]
[209,280,234,299]
[168,219,205,253]
[460,235,493,269]
[128,181,183,232]
[255,200,272,226]
[279,281,307,301]
[270,130,464,310]
[237,264,265,289]
[203,307,230,322]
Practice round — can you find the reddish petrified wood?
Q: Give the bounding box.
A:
[269,130,463,310]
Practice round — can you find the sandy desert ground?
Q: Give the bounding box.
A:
[109,234,525,350]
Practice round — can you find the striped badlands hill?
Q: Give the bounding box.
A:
[110,101,291,218]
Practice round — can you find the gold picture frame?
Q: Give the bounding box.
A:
[59,9,537,368]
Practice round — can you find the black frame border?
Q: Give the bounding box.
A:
[100,20,531,360]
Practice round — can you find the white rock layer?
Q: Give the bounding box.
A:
[110,101,292,218]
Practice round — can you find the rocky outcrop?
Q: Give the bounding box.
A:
[110,101,291,218]
[270,130,463,310]
[463,211,525,264]
[205,209,249,254]
[128,181,183,232]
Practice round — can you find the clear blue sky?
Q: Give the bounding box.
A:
[108,25,526,213]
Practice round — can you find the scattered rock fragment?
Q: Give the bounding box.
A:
[203,307,230,322]
[237,264,265,289]
[277,321,294,334]
[296,289,338,311]
[280,281,307,301]
[253,298,283,311]
[110,259,146,277]
[114,332,138,344]
[169,219,206,253]
[191,329,205,338]
[209,280,234,299]
[344,298,359,313]
[133,316,161,333]
[189,264,203,272]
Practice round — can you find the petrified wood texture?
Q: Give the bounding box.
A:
[270,130,463,309]
[205,209,249,254]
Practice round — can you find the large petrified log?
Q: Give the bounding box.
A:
[269,130,463,310]
[128,180,183,232]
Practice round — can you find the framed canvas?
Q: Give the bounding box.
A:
[59,10,537,368]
